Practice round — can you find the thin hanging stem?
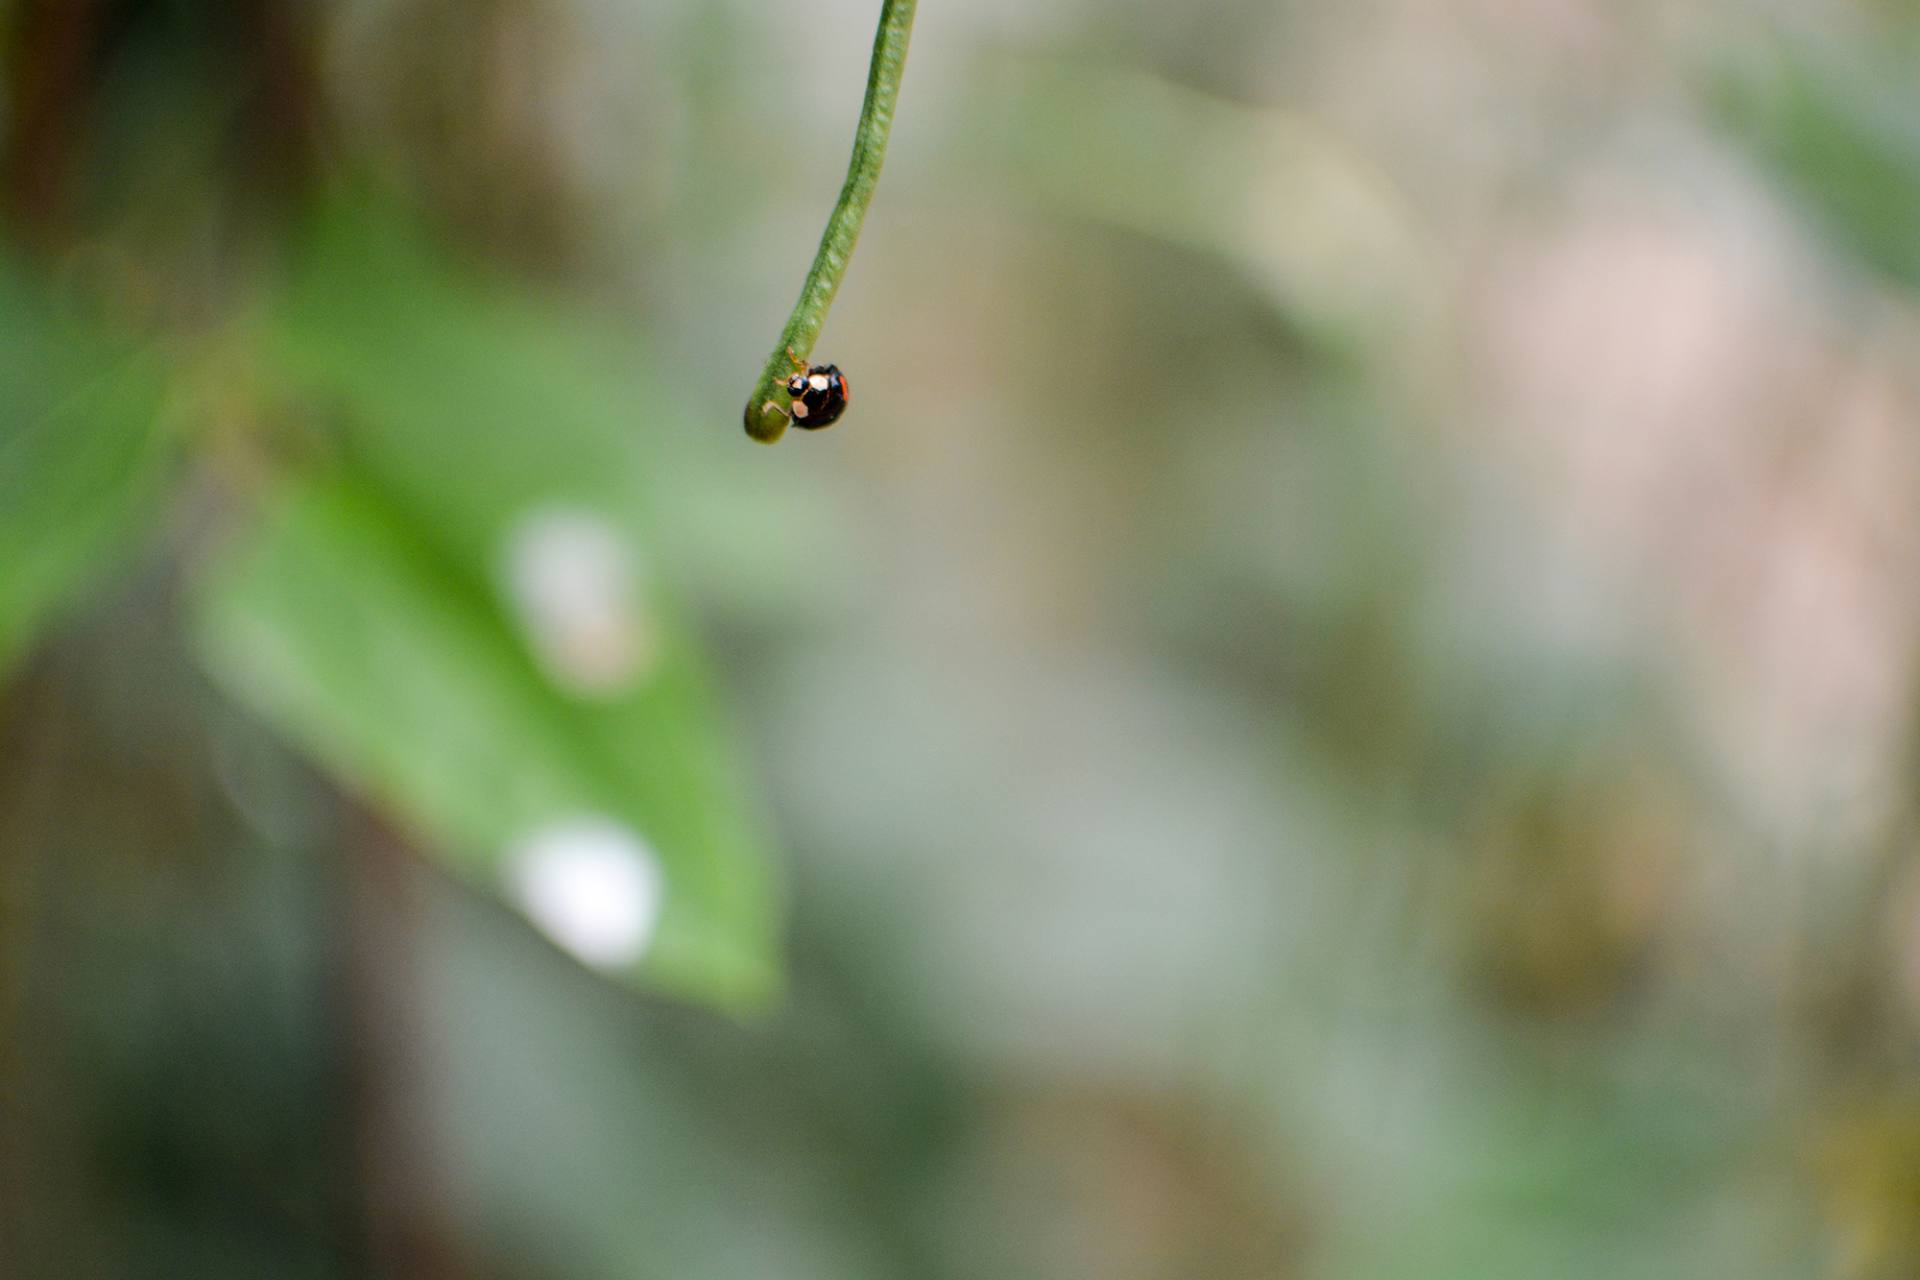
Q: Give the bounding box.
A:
[742,0,918,443]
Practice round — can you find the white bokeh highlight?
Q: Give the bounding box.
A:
[501,505,658,698]
[506,816,666,971]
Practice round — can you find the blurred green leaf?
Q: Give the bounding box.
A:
[985,58,1430,348]
[195,204,779,1010]
[1716,40,1920,288]
[0,274,169,676]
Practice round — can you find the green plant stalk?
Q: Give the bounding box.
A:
[743,0,917,443]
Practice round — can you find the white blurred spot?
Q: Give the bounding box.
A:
[506,817,665,970]
[501,506,658,697]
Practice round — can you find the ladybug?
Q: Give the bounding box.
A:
[785,362,851,430]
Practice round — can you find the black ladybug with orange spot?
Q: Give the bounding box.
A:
[785,363,850,430]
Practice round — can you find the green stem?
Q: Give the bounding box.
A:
[743,0,917,443]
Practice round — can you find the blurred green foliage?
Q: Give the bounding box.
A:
[0,271,169,673]
[0,198,779,1008]
[1717,37,1920,287]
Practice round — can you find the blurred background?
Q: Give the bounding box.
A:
[6,0,1920,1277]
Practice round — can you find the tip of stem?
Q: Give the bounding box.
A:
[744,397,790,443]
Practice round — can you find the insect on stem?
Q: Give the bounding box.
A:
[742,0,918,443]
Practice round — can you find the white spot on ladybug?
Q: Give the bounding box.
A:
[506,817,665,970]
[791,399,810,419]
[809,373,831,393]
